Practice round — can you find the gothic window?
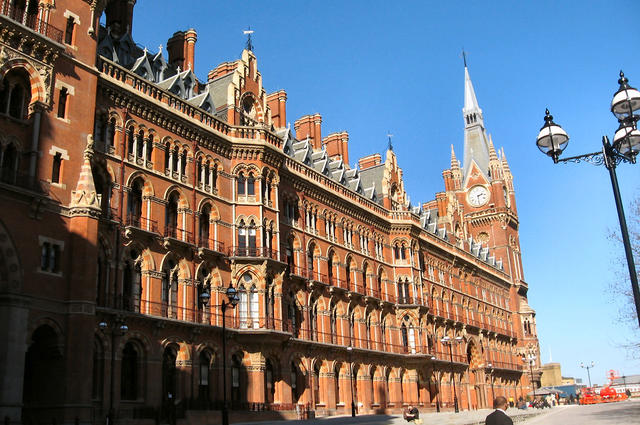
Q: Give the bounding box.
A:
[199,204,211,245]
[0,69,31,119]
[330,306,337,343]
[166,192,180,236]
[136,130,144,159]
[238,284,248,329]
[362,263,369,293]
[247,173,255,196]
[345,257,352,288]
[327,252,334,284]
[309,302,317,341]
[199,352,210,401]
[398,279,410,304]
[127,178,143,226]
[377,273,383,298]
[162,260,178,318]
[122,250,141,312]
[127,126,135,157]
[249,285,259,328]
[307,243,315,275]
[265,359,275,404]
[231,354,242,401]
[121,342,138,400]
[237,172,246,195]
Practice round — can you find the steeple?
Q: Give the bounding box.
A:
[462,61,491,185]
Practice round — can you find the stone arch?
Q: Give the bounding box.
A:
[125,171,155,196]
[0,58,46,106]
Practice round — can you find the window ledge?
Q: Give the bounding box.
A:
[37,269,63,277]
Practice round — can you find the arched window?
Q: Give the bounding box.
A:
[313,363,321,405]
[345,257,352,288]
[127,126,135,157]
[330,306,337,344]
[327,251,334,284]
[127,178,143,226]
[291,362,300,403]
[362,263,369,293]
[309,302,317,341]
[146,134,154,162]
[199,204,211,245]
[0,69,31,119]
[162,346,177,404]
[121,342,138,400]
[162,260,178,318]
[265,359,275,404]
[231,354,242,402]
[166,192,180,237]
[366,313,373,349]
[122,250,141,312]
[180,149,187,175]
[247,173,255,196]
[237,172,246,195]
[249,285,259,329]
[348,310,355,344]
[307,243,315,276]
[199,351,211,401]
[334,363,341,407]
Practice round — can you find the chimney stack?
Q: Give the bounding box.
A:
[323,131,350,165]
[294,114,322,150]
[267,90,287,129]
[167,29,197,71]
[358,153,382,170]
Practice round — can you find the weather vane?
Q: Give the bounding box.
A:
[387,131,394,151]
[243,27,254,51]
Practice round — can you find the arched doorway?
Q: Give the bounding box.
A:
[162,346,178,420]
[22,325,65,424]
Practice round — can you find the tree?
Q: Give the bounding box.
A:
[608,193,640,356]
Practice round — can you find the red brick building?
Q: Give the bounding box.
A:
[0,1,541,424]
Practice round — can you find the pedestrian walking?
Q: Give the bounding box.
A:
[485,396,513,425]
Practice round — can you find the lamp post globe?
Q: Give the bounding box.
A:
[536,109,570,162]
[199,290,210,306]
[613,120,640,157]
[611,71,640,120]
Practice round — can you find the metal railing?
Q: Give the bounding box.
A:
[229,246,278,259]
[0,2,64,43]
[164,225,195,244]
[125,215,159,233]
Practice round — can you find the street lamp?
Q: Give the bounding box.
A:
[487,363,495,402]
[580,361,595,388]
[536,71,640,328]
[522,355,536,400]
[430,355,440,413]
[441,335,463,413]
[346,346,356,417]
[98,319,128,425]
[217,284,240,425]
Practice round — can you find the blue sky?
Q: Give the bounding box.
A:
[129,0,640,385]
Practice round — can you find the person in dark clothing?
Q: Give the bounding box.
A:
[485,396,513,425]
[403,405,420,423]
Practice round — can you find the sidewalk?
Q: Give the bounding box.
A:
[234,406,557,425]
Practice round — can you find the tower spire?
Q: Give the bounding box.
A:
[462,58,491,185]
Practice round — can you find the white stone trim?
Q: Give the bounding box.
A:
[48,146,70,161]
[63,10,81,26]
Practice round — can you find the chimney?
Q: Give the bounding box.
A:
[294,114,322,150]
[105,0,136,36]
[267,90,287,129]
[358,153,382,170]
[167,30,197,71]
[184,29,197,71]
[208,61,238,82]
[323,131,350,165]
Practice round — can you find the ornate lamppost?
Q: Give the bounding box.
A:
[535,71,640,328]
[487,363,495,402]
[441,336,463,413]
[580,361,595,388]
[346,346,356,417]
[430,355,441,413]
[210,284,239,425]
[98,319,128,425]
[522,355,536,399]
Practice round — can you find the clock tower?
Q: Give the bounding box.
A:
[447,62,539,359]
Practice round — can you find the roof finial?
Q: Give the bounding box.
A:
[387,131,394,151]
[462,48,467,68]
[243,27,254,51]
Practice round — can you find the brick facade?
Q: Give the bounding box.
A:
[0,1,541,424]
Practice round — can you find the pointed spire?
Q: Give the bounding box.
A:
[462,58,491,184]
[488,136,498,161]
[243,27,254,51]
[70,135,101,216]
[463,64,484,127]
[501,147,511,173]
[450,144,460,171]
[387,131,394,151]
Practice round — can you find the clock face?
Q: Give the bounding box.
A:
[468,185,490,207]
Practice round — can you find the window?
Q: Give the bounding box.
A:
[247,173,255,196]
[64,16,75,45]
[0,69,31,119]
[199,352,210,400]
[40,241,61,273]
[121,342,138,400]
[57,88,68,119]
[237,173,246,195]
[51,153,62,183]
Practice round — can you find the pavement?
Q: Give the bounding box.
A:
[233,398,640,425]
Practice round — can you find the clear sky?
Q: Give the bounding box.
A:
[128,0,640,385]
